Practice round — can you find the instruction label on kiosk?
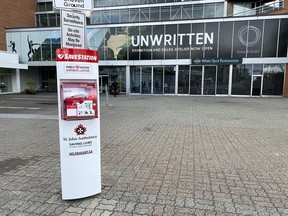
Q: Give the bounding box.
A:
[56,48,101,200]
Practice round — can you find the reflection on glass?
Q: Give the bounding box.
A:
[39,67,57,91]
[216,65,229,94]
[120,9,129,23]
[161,6,170,20]
[117,67,126,93]
[203,66,216,95]
[153,67,163,94]
[190,66,202,95]
[178,66,189,94]
[193,4,204,19]
[99,66,126,93]
[41,39,51,61]
[130,9,139,22]
[111,9,120,23]
[164,66,175,94]
[130,66,141,93]
[171,6,181,20]
[140,8,149,21]
[49,14,57,27]
[0,70,12,92]
[216,3,224,17]
[91,11,101,24]
[232,64,252,95]
[150,7,160,21]
[142,67,152,94]
[252,76,262,96]
[88,29,107,58]
[204,3,215,18]
[253,64,263,75]
[262,64,284,95]
[40,14,48,27]
[102,11,112,23]
[233,3,254,16]
[182,5,192,19]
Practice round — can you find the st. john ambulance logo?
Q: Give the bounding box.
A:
[74,124,87,135]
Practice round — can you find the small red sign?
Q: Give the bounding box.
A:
[56,48,98,63]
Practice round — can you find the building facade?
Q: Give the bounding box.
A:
[4,0,288,97]
[0,0,36,93]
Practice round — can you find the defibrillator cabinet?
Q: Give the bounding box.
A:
[60,81,98,120]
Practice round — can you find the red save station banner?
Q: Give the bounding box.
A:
[56,48,98,63]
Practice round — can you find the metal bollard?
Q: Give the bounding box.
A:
[105,84,109,105]
[128,88,131,99]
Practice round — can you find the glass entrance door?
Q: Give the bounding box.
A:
[190,66,202,95]
[252,75,262,96]
[190,66,216,95]
[153,67,163,94]
[142,67,152,94]
[164,66,175,94]
[99,75,109,93]
[203,66,216,95]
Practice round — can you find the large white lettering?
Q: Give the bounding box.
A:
[131,33,214,47]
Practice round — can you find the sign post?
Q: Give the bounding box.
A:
[54,0,100,200]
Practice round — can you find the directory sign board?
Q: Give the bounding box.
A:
[56,48,101,200]
[53,0,93,11]
[61,10,85,49]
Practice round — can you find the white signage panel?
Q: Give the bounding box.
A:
[53,0,93,11]
[56,48,101,200]
[61,10,85,49]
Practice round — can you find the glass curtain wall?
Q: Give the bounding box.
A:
[142,67,152,94]
[153,67,163,94]
[232,65,252,95]
[130,66,141,93]
[99,66,126,93]
[216,65,229,94]
[91,3,225,24]
[0,69,12,93]
[190,66,202,95]
[40,67,57,91]
[203,66,216,95]
[262,64,284,95]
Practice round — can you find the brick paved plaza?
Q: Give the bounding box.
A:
[0,94,288,215]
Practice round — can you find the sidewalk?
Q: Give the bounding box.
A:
[1,95,288,215]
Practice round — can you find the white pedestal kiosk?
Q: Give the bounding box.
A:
[56,48,101,200]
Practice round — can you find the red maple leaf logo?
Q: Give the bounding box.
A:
[74,124,87,135]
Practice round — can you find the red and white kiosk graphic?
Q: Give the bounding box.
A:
[56,48,101,200]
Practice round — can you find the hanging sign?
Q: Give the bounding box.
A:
[61,10,85,49]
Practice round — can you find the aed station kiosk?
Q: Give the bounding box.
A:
[54,0,101,200]
[56,48,101,199]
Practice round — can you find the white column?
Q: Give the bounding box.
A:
[228,64,233,96]
[175,65,178,95]
[12,69,21,93]
[126,65,130,95]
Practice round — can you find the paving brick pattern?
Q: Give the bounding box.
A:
[0,95,288,215]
